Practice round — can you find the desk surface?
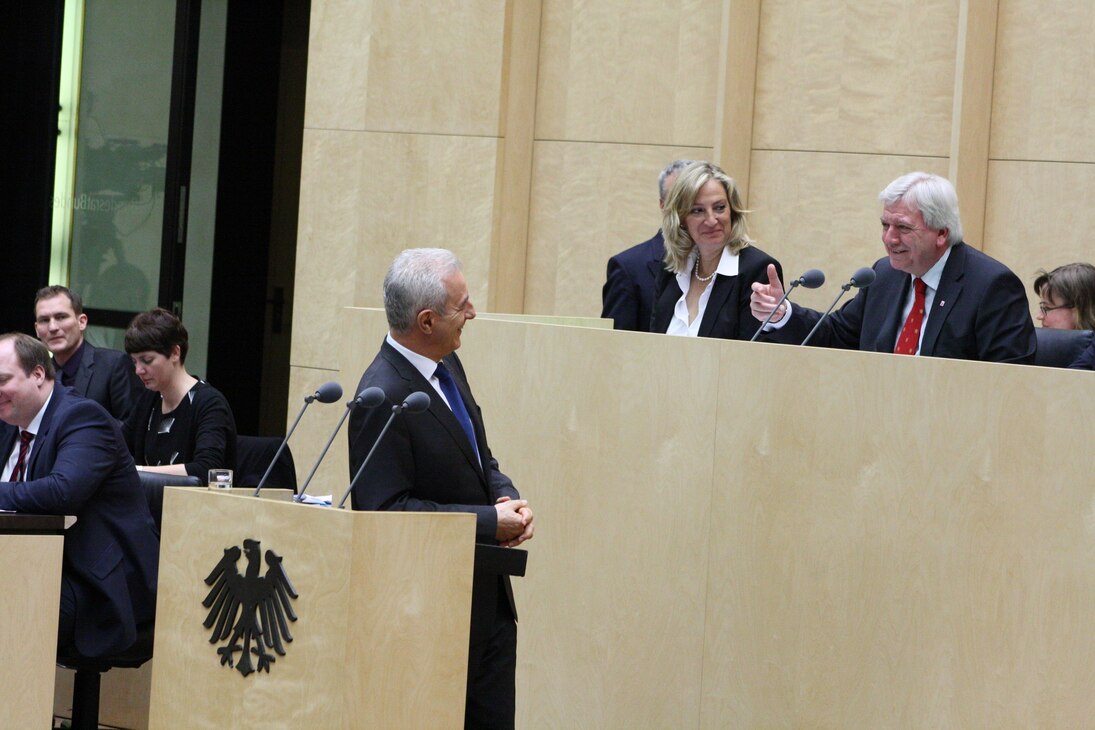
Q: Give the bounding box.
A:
[0,513,73,535]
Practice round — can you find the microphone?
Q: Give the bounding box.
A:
[749,268,826,341]
[336,391,432,509]
[307,381,343,404]
[800,267,876,347]
[252,382,343,497]
[295,387,386,501]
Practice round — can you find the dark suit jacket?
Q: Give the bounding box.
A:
[0,383,159,658]
[651,244,784,340]
[762,242,1037,364]
[601,231,665,332]
[348,339,520,636]
[1070,339,1095,370]
[71,341,142,423]
[348,340,519,543]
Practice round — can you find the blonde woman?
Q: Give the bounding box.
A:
[651,161,783,339]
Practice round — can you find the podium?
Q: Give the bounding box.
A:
[0,514,66,728]
[148,488,477,728]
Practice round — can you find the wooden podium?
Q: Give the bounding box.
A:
[0,514,66,728]
[148,488,476,728]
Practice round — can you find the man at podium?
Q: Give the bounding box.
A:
[0,333,158,658]
[348,248,534,730]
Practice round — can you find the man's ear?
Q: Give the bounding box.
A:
[416,308,434,334]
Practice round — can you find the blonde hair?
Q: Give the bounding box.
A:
[660,161,752,272]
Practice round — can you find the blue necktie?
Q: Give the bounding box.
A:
[434,362,479,460]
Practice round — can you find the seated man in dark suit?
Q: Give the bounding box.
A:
[0,333,158,659]
[34,285,141,422]
[601,159,694,331]
[348,248,533,730]
[750,172,1037,364]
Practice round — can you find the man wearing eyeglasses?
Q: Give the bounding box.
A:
[750,171,1036,364]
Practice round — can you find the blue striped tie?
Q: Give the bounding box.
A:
[434,362,479,459]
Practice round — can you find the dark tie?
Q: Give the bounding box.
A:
[9,430,34,482]
[894,278,927,355]
[434,362,479,457]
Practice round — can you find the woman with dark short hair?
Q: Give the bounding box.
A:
[1033,262,1095,331]
[123,308,236,483]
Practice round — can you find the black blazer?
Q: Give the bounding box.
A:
[601,231,665,332]
[347,339,522,646]
[651,244,784,340]
[72,342,142,422]
[0,384,159,657]
[763,242,1037,364]
[347,340,519,541]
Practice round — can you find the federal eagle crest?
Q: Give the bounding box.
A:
[202,539,299,676]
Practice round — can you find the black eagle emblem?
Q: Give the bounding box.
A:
[202,539,299,676]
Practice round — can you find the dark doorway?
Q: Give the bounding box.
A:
[207,0,309,435]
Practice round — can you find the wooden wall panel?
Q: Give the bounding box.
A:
[753,0,958,156]
[985,160,1095,320]
[522,141,711,317]
[292,129,499,370]
[702,345,1095,727]
[305,0,506,136]
[328,311,1095,727]
[990,1,1095,162]
[747,150,949,312]
[535,0,722,146]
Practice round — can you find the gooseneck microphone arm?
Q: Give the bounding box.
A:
[337,391,432,509]
[750,268,826,342]
[295,387,386,501]
[800,267,876,347]
[253,382,343,497]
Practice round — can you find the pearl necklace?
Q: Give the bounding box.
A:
[694,257,716,283]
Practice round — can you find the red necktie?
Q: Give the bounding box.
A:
[8,431,34,482]
[894,278,927,355]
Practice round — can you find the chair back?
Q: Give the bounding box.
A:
[137,472,202,531]
[235,434,298,492]
[1034,328,1094,367]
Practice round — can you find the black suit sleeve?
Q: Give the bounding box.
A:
[349,401,503,542]
[971,268,1037,364]
[105,351,142,423]
[601,255,639,331]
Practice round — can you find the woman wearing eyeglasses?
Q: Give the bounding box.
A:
[1032,263,1095,331]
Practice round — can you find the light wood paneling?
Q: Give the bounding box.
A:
[305,0,506,136]
[522,141,711,318]
[714,0,761,199]
[1,535,63,729]
[991,1,1095,162]
[948,0,999,253]
[753,0,958,156]
[747,150,950,312]
[985,160,1095,321]
[149,490,475,728]
[333,310,1095,727]
[292,129,499,370]
[285,364,345,498]
[55,664,152,730]
[703,345,1095,727]
[535,0,723,146]
[490,0,543,313]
